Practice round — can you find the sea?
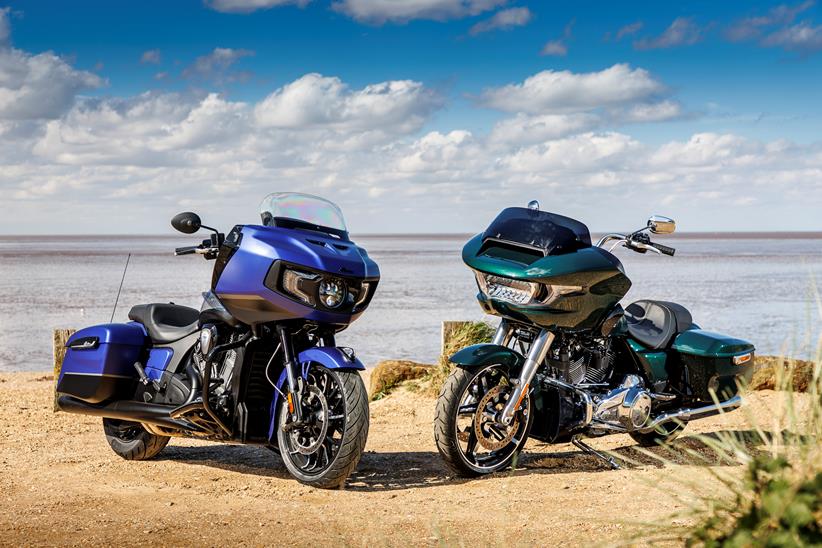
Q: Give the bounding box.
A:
[1,233,820,372]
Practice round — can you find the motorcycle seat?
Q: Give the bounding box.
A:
[624,299,693,350]
[128,303,200,344]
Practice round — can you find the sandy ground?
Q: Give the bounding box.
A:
[0,370,802,547]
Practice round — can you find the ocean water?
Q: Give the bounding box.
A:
[0,234,820,372]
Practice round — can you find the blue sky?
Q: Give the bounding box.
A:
[1,0,821,233]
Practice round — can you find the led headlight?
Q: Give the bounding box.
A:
[282,268,319,304]
[318,278,347,308]
[475,272,539,305]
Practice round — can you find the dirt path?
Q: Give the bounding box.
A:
[0,371,796,546]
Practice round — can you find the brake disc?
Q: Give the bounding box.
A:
[473,385,520,451]
[288,386,329,455]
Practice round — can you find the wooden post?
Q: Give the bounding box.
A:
[53,329,75,412]
[441,321,472,356]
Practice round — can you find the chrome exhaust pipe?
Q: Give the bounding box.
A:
[56,395,200,432]
[637,395,743,434]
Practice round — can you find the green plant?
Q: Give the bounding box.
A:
[635,343,822,546]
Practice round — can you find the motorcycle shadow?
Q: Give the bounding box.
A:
[522,428,791,474]
[154,428,794,490]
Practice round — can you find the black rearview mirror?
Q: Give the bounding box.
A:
[647,215,676,235]
[171,212,202,234]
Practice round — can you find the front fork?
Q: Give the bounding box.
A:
[276,325,303,422]
[497,322,555,425]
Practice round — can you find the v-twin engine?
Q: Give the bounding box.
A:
[591,375,652,432]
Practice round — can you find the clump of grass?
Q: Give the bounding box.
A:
[750,355,817,392]
[426,321,494,395]
[369,360,432,401]
[635,345,822,545]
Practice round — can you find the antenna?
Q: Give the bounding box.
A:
[110,253,132,324]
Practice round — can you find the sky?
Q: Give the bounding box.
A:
[0,0,821,234]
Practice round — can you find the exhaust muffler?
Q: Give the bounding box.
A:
[637,395,742,434]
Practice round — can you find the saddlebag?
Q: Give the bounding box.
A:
[672,329,755,402]
[57,323,146,404]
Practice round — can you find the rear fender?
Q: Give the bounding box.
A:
[449,343,525,370]
[267,346,365,441]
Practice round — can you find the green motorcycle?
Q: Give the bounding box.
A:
[434,201,755,476]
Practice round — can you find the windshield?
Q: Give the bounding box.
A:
[259,193,348,235]
[482,207,591,257]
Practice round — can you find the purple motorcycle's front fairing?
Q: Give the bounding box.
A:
[213,224,379,327]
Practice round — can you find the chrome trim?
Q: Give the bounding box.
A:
[491,319,513,347]
[637,395,742,434]
[596,233,628,248]
[500,330,554,425]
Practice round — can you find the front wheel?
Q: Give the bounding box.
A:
[434,365,532,477]
[277,366,369,489]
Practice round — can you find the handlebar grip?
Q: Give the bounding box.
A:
[175,246,198,256]
[651,242,676,256]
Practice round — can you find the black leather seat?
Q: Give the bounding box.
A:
[128,303,199,343]
[624,299,693,350]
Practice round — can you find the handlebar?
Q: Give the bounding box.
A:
[175,246,199,256]
[596,233,676,257]
[649,242,676,256]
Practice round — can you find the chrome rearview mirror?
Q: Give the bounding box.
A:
[647,215,676,235]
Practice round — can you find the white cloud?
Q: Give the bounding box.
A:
[726,1,814,42]
[0,32,821,233]
[332,0,504,24]
[489,113,600,146]
[254,73,442,133]
[479,64,666,114]
[761,22,822,52]
[634,17,704,50]
[615,21,643,41]
[619,100,683,123]
[0,47,104,120]
[182,47,254,81]
[469,7,532,36]
[32,92,249,165]
[205,0,310,13]
[540,19,574,56]
[540,40,567,56]
[140,49,161,64]
[0,7,11,47]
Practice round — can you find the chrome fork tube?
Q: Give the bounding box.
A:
[492,319,513,346]
[500,329,555,425]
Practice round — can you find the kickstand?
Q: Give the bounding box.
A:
[572,436,620,470]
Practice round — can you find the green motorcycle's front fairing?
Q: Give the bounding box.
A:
[463,234,632,330]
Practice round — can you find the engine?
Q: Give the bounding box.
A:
[194,325,237,415]
[547,334,614,386]
[591,374,653,431]
[546,334,653,432]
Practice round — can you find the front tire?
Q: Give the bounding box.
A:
[102,418,170,460]
[434,365,532,477]
[277,367,369,489]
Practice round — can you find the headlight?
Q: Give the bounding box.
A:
[282,268,319,304]
[474,271,582,305]
[475,272,539,304]
[280,266,353,310]
[319,278,347,308]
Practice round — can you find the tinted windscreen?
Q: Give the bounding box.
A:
[482,207,592,257]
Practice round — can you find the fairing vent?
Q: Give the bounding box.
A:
[478,238,545,265]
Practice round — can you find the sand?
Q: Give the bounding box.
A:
[0,370,803,546]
